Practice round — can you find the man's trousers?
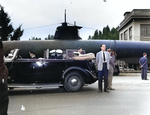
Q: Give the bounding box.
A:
[108,65,114,89]
[141,68,147,80]
[98,63,108,91]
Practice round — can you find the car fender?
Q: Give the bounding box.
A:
[62,66,91,80]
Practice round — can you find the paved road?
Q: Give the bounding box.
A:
[8,73,150,115]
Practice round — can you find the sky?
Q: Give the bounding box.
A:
[1,0,150,40]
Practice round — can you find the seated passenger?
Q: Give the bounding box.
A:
[49,50,56,59]
[29,50,36,59]
[78,47,83,56]
[73,47,95,60]
[56,49,63,59]
[49,49,63,59]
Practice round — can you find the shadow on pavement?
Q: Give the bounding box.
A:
[8,85,97,96]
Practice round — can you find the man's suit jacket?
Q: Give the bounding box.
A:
[96,51,110,71]
[139,56,148,69]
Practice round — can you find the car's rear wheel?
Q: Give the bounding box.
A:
[64,72,83,92]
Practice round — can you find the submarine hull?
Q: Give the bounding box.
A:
[3,40,150,65]
[3,40,115,58]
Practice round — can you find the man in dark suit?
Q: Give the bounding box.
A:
[139,53,148,80]
[0,40,9,115]
[96,44,110,93]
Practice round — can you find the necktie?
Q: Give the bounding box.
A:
[103,52,106,62]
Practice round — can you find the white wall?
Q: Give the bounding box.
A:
[119,20,150,41]
[119,22,133,41]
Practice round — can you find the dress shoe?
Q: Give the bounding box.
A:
[110,88,115,90]
[104,90,110,93]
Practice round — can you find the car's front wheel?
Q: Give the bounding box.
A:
[64,72,83,92]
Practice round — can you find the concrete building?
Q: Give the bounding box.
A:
[118,9,150,41]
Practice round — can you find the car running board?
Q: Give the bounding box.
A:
[8,83,63,88]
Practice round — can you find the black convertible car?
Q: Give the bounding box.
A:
[5,49,97,92]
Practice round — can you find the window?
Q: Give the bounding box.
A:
[140,24,150,41]
[124,30,128,40]
[140,24,150,38]
[129,27,132,40]
[121,33,123,40]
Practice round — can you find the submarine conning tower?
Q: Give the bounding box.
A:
[54,10,82,40]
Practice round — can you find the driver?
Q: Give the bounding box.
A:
[29,50,36,59]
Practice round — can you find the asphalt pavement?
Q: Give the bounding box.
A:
[7,73,150,115]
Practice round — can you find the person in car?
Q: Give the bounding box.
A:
[78,47,83,56]
[29,50,36,59]
[0,40,9,115]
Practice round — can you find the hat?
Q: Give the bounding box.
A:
[29,50,36,55]
[56,49,63,54]
[78,47,82,50]
[50,49,56,53]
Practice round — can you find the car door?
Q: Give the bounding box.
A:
[42,59,66,83]
[13,59,44,83]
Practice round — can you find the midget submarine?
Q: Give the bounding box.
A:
[2,13,150,75]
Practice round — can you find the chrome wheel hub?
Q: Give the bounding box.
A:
[69,76,79,86]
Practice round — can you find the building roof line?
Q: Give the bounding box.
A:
[118,9,150,31]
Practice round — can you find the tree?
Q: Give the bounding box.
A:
[98,30,102,39]
[89,25,119,40]
[45,34,54,40]
[0,5,13,41]
[103,25,110,36]
[29,36,41,40]
[0,5,24,41]
[11,25,24,40]
[88,35,92,40]
[92,30,99,39]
